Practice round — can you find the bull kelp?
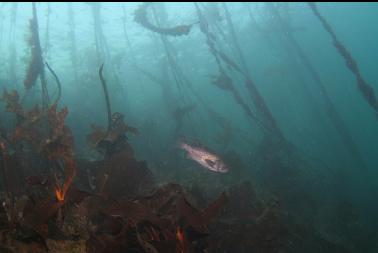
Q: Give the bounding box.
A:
[0,2,377,253]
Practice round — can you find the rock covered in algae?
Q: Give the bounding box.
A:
[0,230,47,253]
[46,239,86,253]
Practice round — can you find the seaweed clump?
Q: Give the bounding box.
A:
[0,174,290,253]
[85,65,147,198]
[0,90,289,252]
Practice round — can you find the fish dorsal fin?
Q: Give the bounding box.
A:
[205,159,215,167]
[192,139,203,148]
[178,135,187,144]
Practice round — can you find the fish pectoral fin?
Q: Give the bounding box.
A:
[205,159,215,167]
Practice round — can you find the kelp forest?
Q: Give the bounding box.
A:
[0,2,377,253]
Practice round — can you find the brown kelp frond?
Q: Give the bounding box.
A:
[0,138,11,195]
[46,105,68,146]
[24,4,43,89]
[89,66,138,156]
[2,89,71,155]
[201,192,228,225]
[99,64,112,133]
[134,3,196,37]
[45,62,62,107]
[0,88,78,240]
[215,49,244,74]
[2,89,24,117]
[308,2,378,117]
[194,3,263,127]
[87,112,139,157]
[177,192,227,234]
[173,104,196,122]
[86,124,107,149]
[211,70,233,91]
[96,147,154,197]
[2,89,74,165]
[107,112,139,141]
[23,196,64,235]
[54,158,76,203]
[0,164,288,253]
[210,71,259,124]
[43,105,74,161]
[265,3,367,169]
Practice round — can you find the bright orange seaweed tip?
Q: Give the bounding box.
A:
[176,226,185,253]
[55,186,65,202]
[176,226,185,244]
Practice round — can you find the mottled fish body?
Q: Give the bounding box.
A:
[180,142,228,173]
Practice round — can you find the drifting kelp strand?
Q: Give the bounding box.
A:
[99,64,112,134]
[45,62,62,107]
[308,2,378,117]
[135,3,196,37]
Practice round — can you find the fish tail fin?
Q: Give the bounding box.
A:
[175,138,190,159]
[178,141,187,150]
[177,135,188,149]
